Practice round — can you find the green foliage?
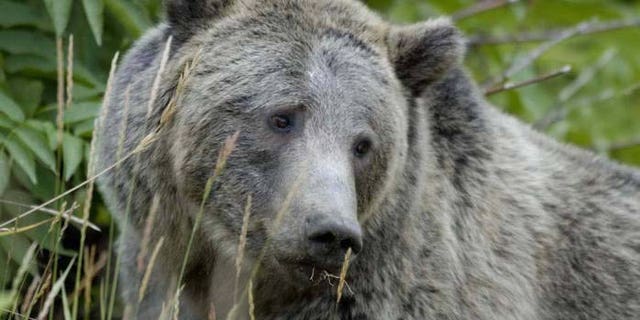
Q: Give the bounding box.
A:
[43,0,73,37]
[82,0,105,45]
[0,90,24,122]
[368,0,640,165]
[0,0,638,318]
[0,0,162,316]
[0,0,161,206]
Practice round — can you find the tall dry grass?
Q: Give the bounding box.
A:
[0,32,357,320]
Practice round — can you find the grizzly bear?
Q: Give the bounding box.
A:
[96,0,640,319]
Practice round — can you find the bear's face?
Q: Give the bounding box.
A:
[171,17,407,282]
[164,0,463,286]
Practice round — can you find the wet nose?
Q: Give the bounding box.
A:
[306,218,363,260]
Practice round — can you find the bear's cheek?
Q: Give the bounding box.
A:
[355,156,387,213]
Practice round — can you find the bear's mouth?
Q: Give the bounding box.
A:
[279,258,344,284]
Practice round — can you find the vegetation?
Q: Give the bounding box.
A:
[0,0,638,318]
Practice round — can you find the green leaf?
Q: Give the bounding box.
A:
[0,291,11,311]
[0,53,5,84]
[0,188,76,255]
[63,133,83,181]
[0,30,56,58]
[4,55,102,87]
[64,102,101,124]
[82,0,105,45]
[0,151,9,195]
[24,120,57,146]
[0,248,10,287]
[73,83,103,100]
[61,286,72,320]
[8,78,44,118]
[0,203,39,275]
[3,54,57,76]
[3,138,36,184]
[10,164,56,202]
[73,118,95,137]
[0,91,25,122]
[0,234,38,290]
[104,0,152,38]
[0,1,49,30]
[43,122,58,150]
[14,127,56,173]
[0,117,13,129]
[43,0,74,37]
[0,232,38,275]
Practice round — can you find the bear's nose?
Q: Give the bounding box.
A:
[306,218,363,260]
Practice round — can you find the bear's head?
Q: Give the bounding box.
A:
[158,0,464,285]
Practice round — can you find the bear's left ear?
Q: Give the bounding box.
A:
[166,0,234,42]
[387,18,465,96]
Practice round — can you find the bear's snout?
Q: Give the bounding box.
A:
[303,215,362,270]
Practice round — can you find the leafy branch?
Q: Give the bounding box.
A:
[452,0,520,21]
[469,18,640,46]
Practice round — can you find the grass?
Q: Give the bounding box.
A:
[0,32,357,319]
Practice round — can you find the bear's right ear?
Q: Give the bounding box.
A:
[166,0,234,42]
[387,18,465,96]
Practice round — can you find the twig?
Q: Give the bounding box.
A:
[177,132,240,289]
[228,164,307,320]
[9,243,38,310]
[82,246,99,318]
[0,218,56,236]
[560,49,616,103]
[36,257,76,320]
[19,274,41,316]
[55,37,64,149]
[469,18,640,46]
[0,309,38,320]
[24,269,52,317]
[248,280,255,320]
[485,65,572,96]
[452,0,519,21]
[9,142,139,224]
[572,82,640,107]
[489,19,594,88]
[0,200,96,230]
[336,248,353,304]
[534,49,617,130]
[606,137,640,152]
[234,195,252,304]
[116,86,132,168]
[622,83,640,96]
[74,44,111,315]
[317,270,353,294]
[147,36,172,117]
[66,35,74,109]
[138,194,160,272]
[208,302,217,320]
[139,237,165,303]
[66,248,108,300]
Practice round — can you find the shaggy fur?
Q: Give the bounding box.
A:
[96,0,640,319]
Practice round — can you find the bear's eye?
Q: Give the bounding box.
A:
[354,139,372,158]
[270,114,293,132]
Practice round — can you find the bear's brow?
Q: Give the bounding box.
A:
[321,28,378,57]
[223,93,310,113]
